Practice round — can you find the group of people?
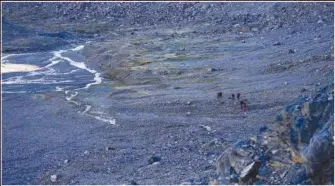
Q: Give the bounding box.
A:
[217,92,247,112]
[232,93,247,112]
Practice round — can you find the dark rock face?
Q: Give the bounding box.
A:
[215,85,334,185]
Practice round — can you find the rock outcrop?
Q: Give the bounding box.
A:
[215,85,334,185]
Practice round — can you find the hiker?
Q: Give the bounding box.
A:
[240,101,247,112]
[237,93,241,100]
[217,92,223,99]
[232,94,235,100]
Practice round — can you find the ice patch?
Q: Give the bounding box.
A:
[72,45,85,51]
[89,114,116,125]
[2,91,28,94]
[1,63,41,73]
[80,105,92,114]
[55,86,64,92]
[65,91,78,101]
[2,76,73,85]
[44,54,61,68]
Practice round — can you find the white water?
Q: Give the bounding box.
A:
[3,45,116,126]
[2,76,73,85]
[80,105,92,114]
[52,46,102,90]
[88,114,116,125]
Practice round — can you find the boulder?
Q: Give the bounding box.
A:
[282,164,311,185]
[239,161,262,182]
[148,155,161,165]
[288,49,295,54]
[302,128,333,173]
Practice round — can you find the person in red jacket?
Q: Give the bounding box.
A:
[240,100,247,112]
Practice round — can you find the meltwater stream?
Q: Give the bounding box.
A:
[2,45,116,125]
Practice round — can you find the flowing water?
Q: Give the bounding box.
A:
[2,45,116,125]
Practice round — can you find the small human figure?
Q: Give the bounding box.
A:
[232,94,235,100]
[217,92,222,99]
[237,93,241,100]
[240,101,247,112]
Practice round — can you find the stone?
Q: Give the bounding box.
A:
[84,150,89,155]
[239,161,261,182]
[148,155,161,164]
[186,111,191,116]
[152,162,160,166]
[130,180,137,185]
[288,49,295,54]
[302,129,333,173]
[229,173,239,183]
[186,101,191,105]
[284,82,288,85]
[273,42,281,46]
[64,159,69,164]
[208,68,215,72]
[259,126,268,133]
[282,164,310,185]
[216,149,234,177]
[200,125,211,132]
[106,147,116,151]
[301,88,307,92]
[180,181,192,185]
[50,174,57,182]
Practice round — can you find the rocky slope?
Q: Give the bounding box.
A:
[2,2,333,52]
[213,85,334,185]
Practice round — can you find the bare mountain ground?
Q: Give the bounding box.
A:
[2,2,333,185]
[35,24,333,184]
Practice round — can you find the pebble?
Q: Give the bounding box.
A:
[288,49,295,54]
[271,149,278,155]
[186,111,191,116]
[106,147,116,151]
[273,42,281,46]
[280,170,288,178]
[300,88,307,92]
[130,180,138,185]
[64,159,69,164]
[284,82,288,85]
[84,150,89,155]
[187,101,191,105]
[152,162,160,166]
[50,174,57,182]
[208,68,215,72]
[200,125,211,132]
